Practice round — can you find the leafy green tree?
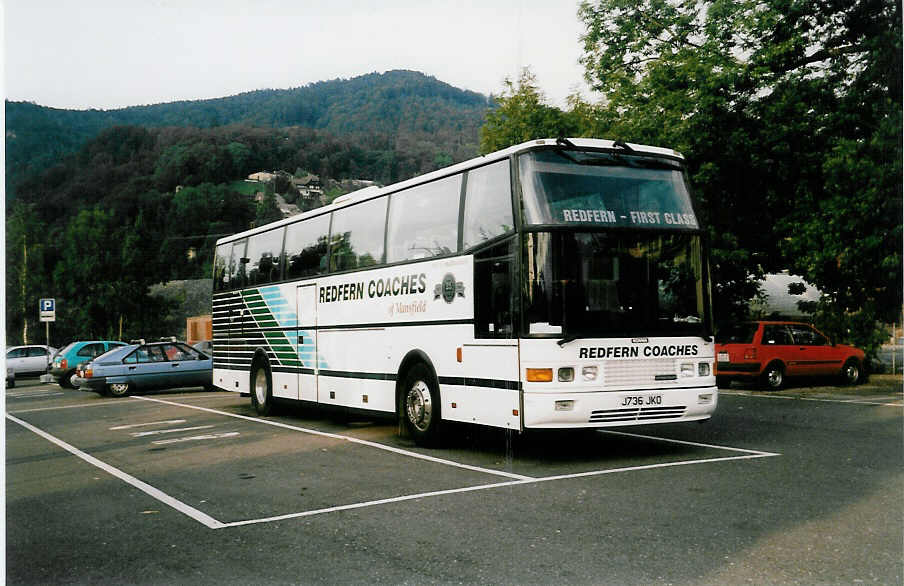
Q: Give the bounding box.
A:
[5,203,52,345]
[255,191,283,227]
[479,69,582,154]
[578,0,902,354]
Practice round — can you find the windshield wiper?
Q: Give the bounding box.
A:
[557,332,582,347]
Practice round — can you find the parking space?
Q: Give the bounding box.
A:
[6,378,902,584]
[7,382,782,531]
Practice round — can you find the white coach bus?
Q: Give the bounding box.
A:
[211,138,717,445]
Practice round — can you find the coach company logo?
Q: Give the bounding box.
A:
[434,273,465,303]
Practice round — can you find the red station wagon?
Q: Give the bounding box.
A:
[715,321,866,390]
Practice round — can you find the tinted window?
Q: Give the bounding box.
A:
[7,348,24,358]
[330,198,387,271]
[386,175,461,262]
[463,161,513,249]
[285,214,331,279]
[762,325,793,345]
[519,150,697,229]
[790,324,827,345]
[475,240,516,338]
[77,343,105,357]
[246,228,284,286]
[716,323,759,344]
[213,240,247,291]
[27,347,48,357]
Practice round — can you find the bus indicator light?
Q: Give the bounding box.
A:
[456,347,462,363]
[526,368,553,382]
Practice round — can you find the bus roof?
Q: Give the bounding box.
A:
[216,138,685,246]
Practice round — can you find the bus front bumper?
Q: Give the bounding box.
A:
[522,386,718,429]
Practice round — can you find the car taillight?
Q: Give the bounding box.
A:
[743,348,757,360]
[61,358,68,369]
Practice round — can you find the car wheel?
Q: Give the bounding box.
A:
[250,361,275,416]
[58,370,76,389]
[761,362,784,390]
[108,382,131,397]
[400,362,442,446]
[840,359,862,385]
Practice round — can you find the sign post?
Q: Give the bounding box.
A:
[39,298,55,346]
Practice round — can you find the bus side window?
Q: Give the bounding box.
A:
[474,240,515,339]
[463,159,513,250]
[386,174,461,262]
[246,227,284,286]
[330,197,386,271]
[284,213,331,279]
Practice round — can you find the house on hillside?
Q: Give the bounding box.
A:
[292,173,323,199]
[248,171,276,182]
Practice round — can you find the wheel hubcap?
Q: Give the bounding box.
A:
[845,364,858,382]
[254,369,268,404]
[406,380,432,432]
[110,383,128,395]
[768,369,782,388]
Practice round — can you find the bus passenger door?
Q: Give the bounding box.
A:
[296,284,319,402]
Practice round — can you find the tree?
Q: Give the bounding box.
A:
[578,0,902,354]
[479,69,582,154]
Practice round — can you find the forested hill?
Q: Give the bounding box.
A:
[5,70,490,196]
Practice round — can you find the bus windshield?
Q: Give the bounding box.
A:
[519,149,698,229]
[523,232,707,338]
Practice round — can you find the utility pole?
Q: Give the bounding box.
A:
[21,238,28,344]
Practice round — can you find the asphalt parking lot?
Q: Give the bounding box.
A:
[6,377,903,585]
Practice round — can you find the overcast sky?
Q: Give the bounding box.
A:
[3,0,596,111]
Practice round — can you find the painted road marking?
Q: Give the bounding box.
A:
[6,390,64,399]
[8,393,782,530]
[110,420,188,431]
[720,389,903,407]
[130,425,216,437]
[6,413,226,529]
[135,395,535,482]
[152,432,241,445]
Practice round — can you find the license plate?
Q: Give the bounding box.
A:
[718,352,729,362]
[621,394,662,407]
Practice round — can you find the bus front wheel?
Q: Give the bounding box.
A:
[401,363,442,446]
[251,362,275,416]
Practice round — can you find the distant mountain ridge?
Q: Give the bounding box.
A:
[5,70,490,195]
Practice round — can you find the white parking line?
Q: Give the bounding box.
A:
[6,390,64,399]
[720,389,903,407]
[110,420,187,430]
[130,425,215,437]
[8,394,782,530]
[6,413,226,529]
[134,395,534,482]
[152,432,241,445]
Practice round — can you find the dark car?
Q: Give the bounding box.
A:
[77,339,213,397]
[715,321,866,389]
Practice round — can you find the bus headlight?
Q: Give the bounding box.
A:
[698,362,711,377]
[680,363,695,377]
[558,367,575,382]
[582,365,598,381]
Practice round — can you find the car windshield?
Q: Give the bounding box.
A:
[716,323,759,344]
[519,150,698,229]
[523,231,707,338]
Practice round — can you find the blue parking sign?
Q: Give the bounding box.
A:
[39,298,55,322]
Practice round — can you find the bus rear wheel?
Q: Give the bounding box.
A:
[401,363,442,446]
[251,362,275,416]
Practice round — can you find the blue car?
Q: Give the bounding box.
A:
[77,340,213,397]
[51,340,127,388]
